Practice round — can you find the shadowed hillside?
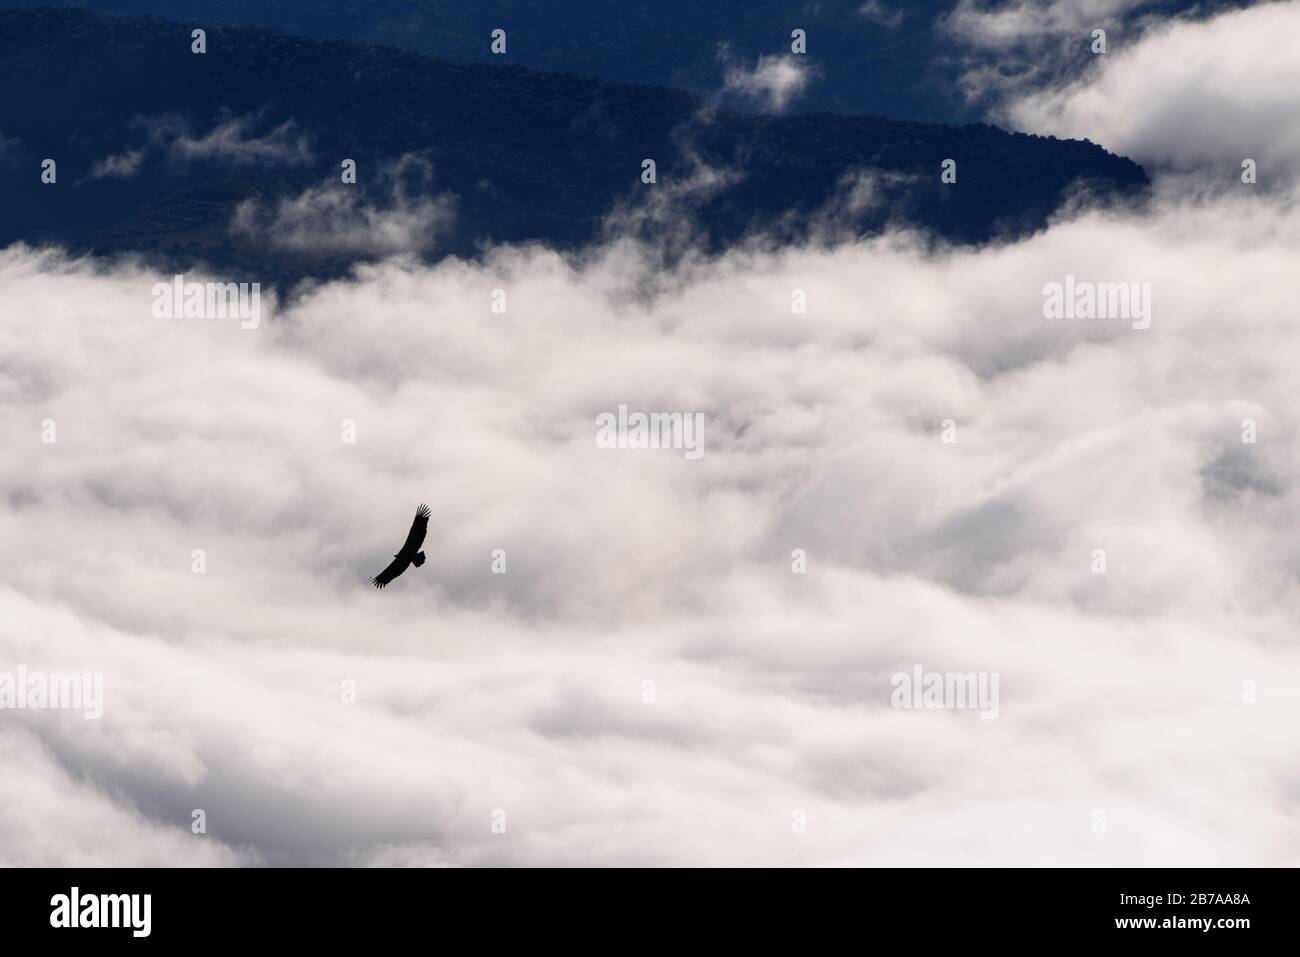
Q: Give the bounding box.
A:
[0,8,1149,285]
[0,0,1254,121]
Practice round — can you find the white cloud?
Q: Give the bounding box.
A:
[859,1,904,29]
[0,725,251,866]
[83,115,314,181]
[1003,1,1300,183]
[720,52,812,112]
[939,0,1191,112]
[3,170,1300,864]
[169,116,313,165]
[231,157,455,257]
[943,0,1155,50]
[88,149,145,180]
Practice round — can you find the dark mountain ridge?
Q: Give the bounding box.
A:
[0,8,1149,285]
[0,0,1252,122]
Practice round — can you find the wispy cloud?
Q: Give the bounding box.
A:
[84,114,314,181]
[859,1,904,28]
[719,51,812,112]
[87,149,145,180]
[940,0,1167,106]
[230,156,454,257]
[169,116,313,166]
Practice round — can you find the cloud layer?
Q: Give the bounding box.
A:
[1003,1,1300,183]
[3,163,1299,864]
[3,1,1299,867]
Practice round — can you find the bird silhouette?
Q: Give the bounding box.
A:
[370,504,430,589]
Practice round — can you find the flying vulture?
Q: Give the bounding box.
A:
[370,503,430,589]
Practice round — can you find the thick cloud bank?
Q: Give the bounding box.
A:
[3,168,1299,864]
[1001,1,1300,183]
[3,0,1299,868]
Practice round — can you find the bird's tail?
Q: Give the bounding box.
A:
[411,551,426,567]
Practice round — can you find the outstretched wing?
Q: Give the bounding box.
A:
[397,503,431,556]
[370,554,411,589]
